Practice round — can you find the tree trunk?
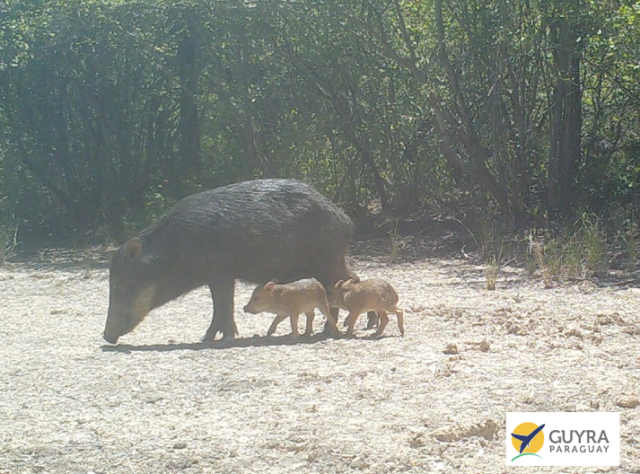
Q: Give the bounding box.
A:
[548,13,582,218]
[177,31,200,180]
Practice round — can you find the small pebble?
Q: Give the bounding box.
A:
[443,343,458,355]
[616,395,639,409]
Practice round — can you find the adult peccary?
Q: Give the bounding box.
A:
[103,179,358,345]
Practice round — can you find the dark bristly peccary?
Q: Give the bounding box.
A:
[103,179,358,345]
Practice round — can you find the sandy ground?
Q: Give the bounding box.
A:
[0,245,639,474]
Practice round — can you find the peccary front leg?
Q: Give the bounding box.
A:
[322,307,342,335]
[267,314,288,337]
[341,311,379,329]
[317,301,341,336]
[289,313,300,339]
[345,311,359,338]
[204,278,238,343]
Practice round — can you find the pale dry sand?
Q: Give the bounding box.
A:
[0,247,639,474]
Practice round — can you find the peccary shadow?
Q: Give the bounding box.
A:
[100,333,365,353]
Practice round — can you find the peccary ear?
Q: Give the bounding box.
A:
[124,238,143,260]
[264,281,276,292]
[344,279,356,289]
[335,280,345,288]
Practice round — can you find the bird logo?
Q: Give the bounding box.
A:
[511,422,545,461]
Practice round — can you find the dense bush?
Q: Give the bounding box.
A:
[0,0,638,243]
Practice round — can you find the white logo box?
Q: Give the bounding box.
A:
[506,412,620,467]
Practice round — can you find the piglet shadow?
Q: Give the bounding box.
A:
[100,333,343,353]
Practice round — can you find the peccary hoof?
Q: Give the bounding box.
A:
[201,333,235,348]
[215,334,236,348]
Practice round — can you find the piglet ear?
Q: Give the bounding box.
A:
[264,281,276,292]
[124,238,143,260]
[335,280,344,288]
